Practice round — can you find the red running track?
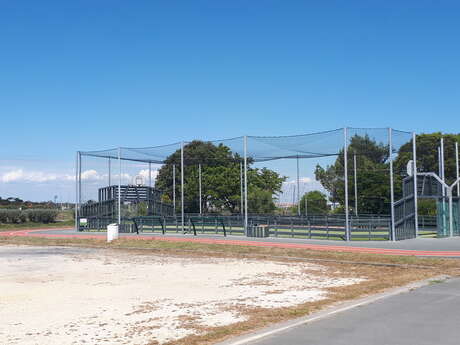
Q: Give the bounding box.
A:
[2,228,460,257]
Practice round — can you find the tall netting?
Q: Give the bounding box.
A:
[77,127,419,241]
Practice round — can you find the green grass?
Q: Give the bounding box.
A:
[0,220,74,231]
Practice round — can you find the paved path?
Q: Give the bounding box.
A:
[2,228,460,257]
[241,277,460,345]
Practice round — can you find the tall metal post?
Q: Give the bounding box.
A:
[344,127,350,241]
[389,128,396,241]
[353,153,358,216]
[108,158,111,186]
[412,133,419,237]
[296,156,300,216]
[243,136,248,234]
[148,162,152,187]
[198,164,202,215]
[75,152,79,230]
[440,136,447,234]
[118,147,121,225]
[456,142,459,196]
[181,142,184,232]
[240,161,243,216]
[78,152,82,208]
[172,164,176,214]
[441,137,445,196]
[305,194,308,217]
[448,188,454,237]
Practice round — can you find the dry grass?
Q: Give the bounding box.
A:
[1,235,459,345]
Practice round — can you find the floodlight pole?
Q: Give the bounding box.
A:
[149,162,152,187]
[389,128,396,242]
[117,147,121,226]
[296,156,300,216]
[456,142,459,196]
[344,127,350,241]
[181,142,184,233]
[108,158,111,186]
[353,153,358,216]
[75,151,79,231]
[198,164,202,215]
[172,164,176,214]
[240,161,243,216]
[412,133,419,237]
[244,136,248,235]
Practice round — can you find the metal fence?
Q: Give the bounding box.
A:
[79,213,391,241]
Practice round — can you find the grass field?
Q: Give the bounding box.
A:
[0,219,74,231]
[1,235,458,345]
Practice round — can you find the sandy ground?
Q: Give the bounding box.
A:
[0,245,364,345]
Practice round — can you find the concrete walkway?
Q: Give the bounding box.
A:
[237,277,460,345]
[2,227,460,257]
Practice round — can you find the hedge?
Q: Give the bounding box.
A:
[0,209,58,224]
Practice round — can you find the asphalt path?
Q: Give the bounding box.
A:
[240,277,460,345]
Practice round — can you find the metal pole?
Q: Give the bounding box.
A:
[296,156,300,216]
[198,164,202,215]
[389,128,396,241]
[456,142,460,196]
[344,127,350,241]
[173,164,176,214]
[441,136,445,196]
[75,151,79,230]
[440,136,448,235]
[244,136,248,235]
[118,147,121,225]
[448,188,454,237]
[149,162,152,187]
[181,142,184,232]
[108,157,111,186]
[438,147,442,177]
[353,153,358,216]
[305,193,308,217]
[412,133,419,237]
[240,161,243,216]
[78,152,81,207]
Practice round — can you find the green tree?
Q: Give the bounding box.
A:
[155,141,286,213]
[299,191,329,215]
[315,135,393,214]
[248,187,276,214]
[394,133,460,185]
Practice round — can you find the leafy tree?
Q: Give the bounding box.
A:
[394,133,460,185]
[299,190,329,215]
[315,135,393,214]
[155,141,286,213]
[248,187,276,214]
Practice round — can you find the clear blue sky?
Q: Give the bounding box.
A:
[1,1,459,201]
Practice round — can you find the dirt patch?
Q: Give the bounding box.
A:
[0,237,456,345]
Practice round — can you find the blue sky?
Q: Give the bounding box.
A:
[1,1,460,201]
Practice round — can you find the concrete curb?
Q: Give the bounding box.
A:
[216,275,450,345]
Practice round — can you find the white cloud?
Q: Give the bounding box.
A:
[0,169,70,183]
[138,169,159,182]
[283,177,313,185]
[81,169,103,181]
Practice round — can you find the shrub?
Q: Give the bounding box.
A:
[0,210,8,223]
[25,209,58,223]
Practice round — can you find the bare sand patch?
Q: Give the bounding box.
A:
[0,245,364,345]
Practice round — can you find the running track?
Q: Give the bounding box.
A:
[2,227,460,257]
